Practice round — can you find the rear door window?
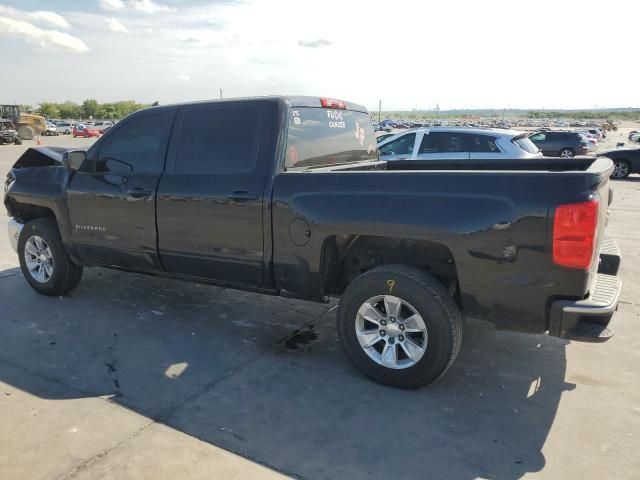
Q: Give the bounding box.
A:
[420,132,466,153]
[175,107,260,174]
[466,134,499,153]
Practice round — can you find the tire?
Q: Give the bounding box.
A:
[611,159,630,179]
[14,138,22,145]
[559,148,574,158]
[17,125,35,141]
[336,264,462,389]
[18,218,83,296]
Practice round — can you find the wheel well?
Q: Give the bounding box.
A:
[7,202,55,225]
[320,234,459,298]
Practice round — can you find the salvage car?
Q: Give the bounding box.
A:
[4,96,622,389]
[598,147,640,179]
[72,124,100,138]
[56,122,73,135]
[43,122,59,136]
[378,127,541,161]
[0,119,22,145]
[93,120,114,133]
[529,131,590,157]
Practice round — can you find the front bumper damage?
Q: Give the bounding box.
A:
[8,218,23,253]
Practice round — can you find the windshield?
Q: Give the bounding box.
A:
[286,107,378,170]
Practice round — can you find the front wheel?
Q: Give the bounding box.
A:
[337,265,462,389]
[611,160,630,179]
[18,218,83,296]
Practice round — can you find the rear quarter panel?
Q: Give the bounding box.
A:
[272,169,605,333]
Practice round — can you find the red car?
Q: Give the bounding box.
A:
[72,124,101,138]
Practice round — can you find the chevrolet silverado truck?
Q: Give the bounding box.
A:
[4,96,622,388]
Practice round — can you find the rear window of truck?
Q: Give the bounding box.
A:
[285,108,378,170]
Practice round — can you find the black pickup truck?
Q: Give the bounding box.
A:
[4,96,622,388]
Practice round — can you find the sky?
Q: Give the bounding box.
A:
[1,0,638,111]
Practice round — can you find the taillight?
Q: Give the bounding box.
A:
[552,199,599,270]
[320,98,347,109]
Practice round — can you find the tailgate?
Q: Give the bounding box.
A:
[590,159,614,282]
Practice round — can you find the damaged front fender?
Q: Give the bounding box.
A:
[4,146,81,263]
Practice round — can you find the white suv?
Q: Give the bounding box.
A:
[378,127,541,161]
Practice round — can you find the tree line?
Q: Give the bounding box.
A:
[20,100,152,120]
[527,110,640,121]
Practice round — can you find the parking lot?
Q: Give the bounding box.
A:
[0,135,639,479]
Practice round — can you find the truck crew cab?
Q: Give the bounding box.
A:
[5,96,622,388]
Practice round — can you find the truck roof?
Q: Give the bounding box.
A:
[143,96,369,114]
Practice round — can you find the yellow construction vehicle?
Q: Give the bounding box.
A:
[0,105,46,140]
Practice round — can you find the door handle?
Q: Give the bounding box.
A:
[227,191,258,203]
[127,187,153,199]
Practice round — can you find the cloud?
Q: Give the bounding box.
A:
[106,18,129,33]
[129,0,175,14]
[29,11,70,29]
[99,0,126,11]
[0,6,71,29]
[0,17,89,52]
[297,38,331,48]
[178,74,191,81]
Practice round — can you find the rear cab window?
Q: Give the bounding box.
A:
[285,106,378,170]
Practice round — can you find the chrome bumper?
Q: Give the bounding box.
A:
[8,218,23,253]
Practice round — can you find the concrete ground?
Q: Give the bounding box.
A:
[0,135,639,480]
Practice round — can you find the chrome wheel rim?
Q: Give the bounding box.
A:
[355,295,428,369]
[560,149,573,158]
[24,235,54,283]
[613,162,629,178]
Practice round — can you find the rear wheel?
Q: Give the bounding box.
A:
[14,138,22,145]
[611,159,630,179]
[559,148,575,158]
[337,264,462,389]
[18,218,83,296]
[17,125,35,140]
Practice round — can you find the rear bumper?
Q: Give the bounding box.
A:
[549,240,622,341]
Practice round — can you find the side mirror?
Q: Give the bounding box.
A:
[61,150,86,171]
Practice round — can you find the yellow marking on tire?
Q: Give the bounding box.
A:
[386,279,395,293]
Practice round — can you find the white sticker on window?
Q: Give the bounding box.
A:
[327,109,346,129]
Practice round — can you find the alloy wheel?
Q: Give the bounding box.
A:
[23,235,54,283]
[612,161,629,179]
[560,149,574,158]
[355,295,428,369]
